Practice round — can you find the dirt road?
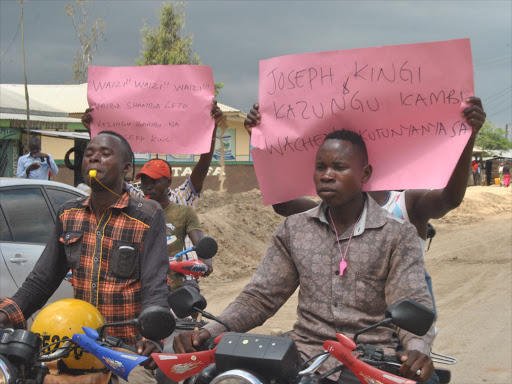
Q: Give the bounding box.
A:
[199,186,512,384]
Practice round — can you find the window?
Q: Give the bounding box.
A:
[46,187,82,214]
[0,207,12,241]
[0,188,54,243]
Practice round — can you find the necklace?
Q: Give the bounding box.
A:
[328,208,364,276]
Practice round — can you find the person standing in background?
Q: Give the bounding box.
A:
[16,136,59,180]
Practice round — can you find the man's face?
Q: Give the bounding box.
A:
[140,174,170,202]
[29,142,41,156]
[81,134,131,191]
[313,139,371,207]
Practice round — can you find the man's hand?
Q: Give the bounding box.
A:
[81,108,93,133]
[31,152,50,161]
[200,258,213,276]
[173,329,211,353]
[211,100,223,125]
[243,103,260,136]
[27,162,41,171]
[136,340,162,370]
[462,96,486,136]
[0,312,11,328]
[396,350,434,382]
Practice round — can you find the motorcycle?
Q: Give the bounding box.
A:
[169,236,218,279]
[153,286,456,384]
[0,305,175,384]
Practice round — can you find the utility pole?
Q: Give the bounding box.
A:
[20,0,30,152]
[506,124,509,141]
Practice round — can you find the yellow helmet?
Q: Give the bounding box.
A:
[31,299,105,372]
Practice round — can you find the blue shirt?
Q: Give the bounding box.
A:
[16,153,59,180]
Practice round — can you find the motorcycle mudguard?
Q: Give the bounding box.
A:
[73,328,148,382]
[152,349,216,382]
[324,340,416,384]
[169,260,209,278]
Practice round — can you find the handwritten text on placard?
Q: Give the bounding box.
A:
[251,39,474,205]
[88,65,215,154]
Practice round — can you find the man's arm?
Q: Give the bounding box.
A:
[174,220,300,352]
[244,103,318,217]
[0,219,69,327]
[140,208,170,310]
[189,100,223,194]
[386,222,436,381]
[406,97,486,234]
[47,154,59,176]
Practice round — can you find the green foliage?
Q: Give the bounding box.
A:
[476,121,512,150]
[65,0,105,83]
[138,1,223,96]
[137,1,200,66]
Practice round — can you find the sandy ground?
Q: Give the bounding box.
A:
[196,186,512,384]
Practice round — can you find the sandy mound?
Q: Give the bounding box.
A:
[195,189,283,282]
[196,186,511,285]
[431,186,512,228]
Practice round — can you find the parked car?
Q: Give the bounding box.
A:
[0,178,88,324]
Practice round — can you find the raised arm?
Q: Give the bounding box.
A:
[244,103,318,217]
[189,100,223,193]
[406,97,486,235]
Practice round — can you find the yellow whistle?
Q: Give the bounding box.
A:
[89,170,97,178]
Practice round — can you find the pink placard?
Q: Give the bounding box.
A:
[87,65,215,154]
[252,39,475,205]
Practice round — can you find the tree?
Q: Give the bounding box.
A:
[137,1,223,96]
[65,0,105,83]
[476,121,512,150]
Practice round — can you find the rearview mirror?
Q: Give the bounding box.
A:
[194,237,218,260]
[385,299,434,336]
[168,286,207,318]
[138,306,176,340]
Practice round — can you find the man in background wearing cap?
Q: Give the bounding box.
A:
[136,159,211,292]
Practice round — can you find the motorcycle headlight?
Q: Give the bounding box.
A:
[210,369,266,384]
[0,355,16,384]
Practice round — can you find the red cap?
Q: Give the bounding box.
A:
[136,159,171,180]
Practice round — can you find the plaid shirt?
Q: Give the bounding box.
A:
[0,192,169,346]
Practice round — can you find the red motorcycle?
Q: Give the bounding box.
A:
[169,236,217,278]
[153,287,455,384]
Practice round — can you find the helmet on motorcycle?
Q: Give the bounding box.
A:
[31,299,105,372]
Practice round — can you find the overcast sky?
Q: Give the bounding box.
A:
[1,0,511,127]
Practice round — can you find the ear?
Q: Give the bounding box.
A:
[166,178,172,188]
[123,161,133,177]
[361,164,372,184]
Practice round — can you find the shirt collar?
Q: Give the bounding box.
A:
[306,193,388,239]
[81,190,130,210]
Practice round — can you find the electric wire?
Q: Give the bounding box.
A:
[0,16,22,64]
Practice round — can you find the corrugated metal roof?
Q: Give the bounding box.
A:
[0,113,81,123]
[0,83,246,117]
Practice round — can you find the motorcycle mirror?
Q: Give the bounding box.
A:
[194,237,218,260]
[137,306,176,340]
[168,286,207,318]
[385,299,434,336]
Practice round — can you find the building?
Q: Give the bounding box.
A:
[0,84,255,193]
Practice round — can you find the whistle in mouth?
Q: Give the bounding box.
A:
[89,170,97,178]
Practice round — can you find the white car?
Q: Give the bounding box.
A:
[0,178,88,323]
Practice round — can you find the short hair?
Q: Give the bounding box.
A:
[147,158,173,179]
[97,130,134,163]
[323,130,368,164]
[29,136,40,146]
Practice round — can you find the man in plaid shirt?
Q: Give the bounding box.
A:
[0,131,170,383]
[83,101,223,281]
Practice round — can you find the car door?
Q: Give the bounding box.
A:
[0,186,74,321]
